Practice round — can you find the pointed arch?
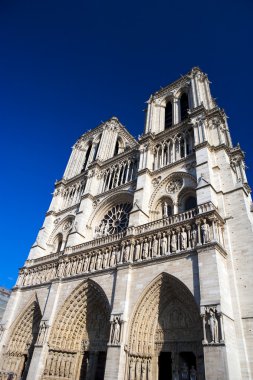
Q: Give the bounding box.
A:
[126,273,203,379]
[1,294,42,379]
[42,279,110,380]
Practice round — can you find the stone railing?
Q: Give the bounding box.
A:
[16,208,225,289]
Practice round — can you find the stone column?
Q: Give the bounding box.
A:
[104,266,132,380]
[26,280,62,380]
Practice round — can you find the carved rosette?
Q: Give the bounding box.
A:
[166,178,183,194]
[201,305,225,345]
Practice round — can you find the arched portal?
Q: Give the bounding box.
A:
[127,273,204,380]
[0,299,42,380]
[42,279,110,380]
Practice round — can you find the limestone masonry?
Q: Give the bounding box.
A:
[0,67,253,380]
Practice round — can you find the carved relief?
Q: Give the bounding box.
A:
[0,300,42,379]
[166,178,183,194]
[42,280,110,380]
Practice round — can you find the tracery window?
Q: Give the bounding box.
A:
[96,203,132,236]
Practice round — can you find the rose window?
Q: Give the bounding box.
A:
[99,203,132,235]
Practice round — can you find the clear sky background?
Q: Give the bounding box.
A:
[0,0,252,289]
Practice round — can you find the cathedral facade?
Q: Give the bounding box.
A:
[0,67,252,380]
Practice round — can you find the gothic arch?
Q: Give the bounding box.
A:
[47,214,75,247]
[42,279,110,380]
[126,273,203,380]
[150,172,197,213]
[1,294,42,380]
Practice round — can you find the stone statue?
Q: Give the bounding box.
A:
[171,230,177,252]
[180,227,187,250]
[152,236,158,257]
[110,247,117,267]
[163,201,168,217]
[208,308,219,343]
[96,251,102,270]
[103,249,109,268]
[190,366,197,380]
[111,316,121,345]
[90,253,96,271]
[104,221,110,236]
[123,242,130,262]
[181,362,189,380]
[135,240,141,261]
[191,226,197,247]
[201,219,210,244]
[142,238,149,259]
[94,225,100,239]
[161,233,167,255]
[37,321,47,345]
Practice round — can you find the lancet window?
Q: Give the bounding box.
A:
[180,93,189,121]
[61,180,86,209]
[165,101,173,129]
[101,158,137,192]
[153,129,194,170]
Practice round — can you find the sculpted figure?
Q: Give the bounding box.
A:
[201,219,210,244]
[191,226,197,247]
[110,247,117,267]
[90,253,96,271]
[142,238,149,259]
[171,230,177,252]
[135,240,141,261]
[103,249,109,268]
[163,201,168,217]
[129,358,136,380]
[37,321,47,345]
[208,308,219,343]
[152,236,158,256]
[190,366,197,380]
[181,362,189,380]
[96,251,102,270]
[180,227,187,250]
[104,221,110,236]
[111,316,121,344]
[83,255,89,272]
[161,233,167,255]
[123,242,130,262]
[94,225,100,239]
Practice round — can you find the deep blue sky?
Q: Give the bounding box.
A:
[0,0,252,289]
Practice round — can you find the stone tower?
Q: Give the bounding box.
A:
[0,67,252,380]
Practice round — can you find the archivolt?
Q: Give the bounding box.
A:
[48,279,111,352]
[149,171,197,211]
[128,273,201,356]
[1,296,42,377]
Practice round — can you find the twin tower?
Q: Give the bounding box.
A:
[0,67,252,380]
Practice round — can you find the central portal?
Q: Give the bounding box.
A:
[159,352,172,380]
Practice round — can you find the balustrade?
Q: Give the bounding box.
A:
[153,129,194,170]
[101,158,137,192]
[17,210,225,288]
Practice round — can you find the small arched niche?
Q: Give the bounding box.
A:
[114,136,125,156]
[178,188,197,213]
[82,140,93,171]
[53,233,63,253]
